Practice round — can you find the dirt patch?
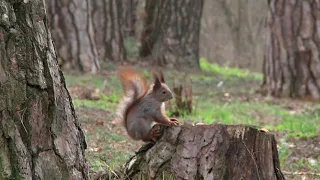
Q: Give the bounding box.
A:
[286,136,320,167]
[290,136,320,159]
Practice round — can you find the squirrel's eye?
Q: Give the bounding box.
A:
[162,91,166,94]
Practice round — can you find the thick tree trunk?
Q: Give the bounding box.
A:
[47,0,100,73]
[97,124,284,179]
[262,0,320,98]
[140,0,204,69]
[0,0,88,179]
[120,0,137,37]
[91,0,126,62]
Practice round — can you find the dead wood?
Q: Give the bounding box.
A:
[169,77,193,116]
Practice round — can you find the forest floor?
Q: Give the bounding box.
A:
[64,59,320,180]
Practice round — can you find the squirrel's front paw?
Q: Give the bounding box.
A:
[169,118,180,126]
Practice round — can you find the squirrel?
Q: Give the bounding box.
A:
[116,66,180,142]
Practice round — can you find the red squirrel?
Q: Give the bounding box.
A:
[116,66,180,142]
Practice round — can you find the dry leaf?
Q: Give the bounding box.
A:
[89,147,102,152]
[96,120,104,126]
[111,119,121,125]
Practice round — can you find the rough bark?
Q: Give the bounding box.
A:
[0,0,88,179]
[140,0,204,69]
[120,0,137,37]
[118,124,285,180]
[91,0,126,62]
[47,0,100,73]
[262,0,320,98]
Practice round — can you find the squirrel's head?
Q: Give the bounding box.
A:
[152,71,173,102]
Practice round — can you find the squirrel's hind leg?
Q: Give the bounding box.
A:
[141,125,161,142]
[127,117,153,141]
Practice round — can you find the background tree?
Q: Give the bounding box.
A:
[262,0,320,98]
[0,0,88,179]
[91,0,126,62]
[47,0,100,73]
[140,0,204,69]
[200,0,267,71]
[120,0,137,37]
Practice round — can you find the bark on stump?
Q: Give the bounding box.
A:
[122,124,285,180]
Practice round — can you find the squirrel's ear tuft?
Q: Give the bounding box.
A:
[159,71,165,83]
[153,74,161,90]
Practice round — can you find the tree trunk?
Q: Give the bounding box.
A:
[120,0,137,37]
[47,0,100,73]
[262,0,320,98]
[91,0,126,62]
[100,124,284,179]
[140,0,204,69]
[0,0,88,179]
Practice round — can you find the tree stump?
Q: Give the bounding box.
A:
[121,124,285,180]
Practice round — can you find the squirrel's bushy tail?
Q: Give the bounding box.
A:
[116,67,147,127]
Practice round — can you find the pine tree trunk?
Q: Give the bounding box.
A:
[0,0,88,179]
[262,0,320,98]
[47,0,100,73]
[91,0,126,62]
[120,0,137,37]
[140,0,204,69]
[121,124,285,180]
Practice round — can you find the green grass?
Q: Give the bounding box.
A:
[293,158,320,173]
[65,74,106,89]
[187,100,320,138]
[72,93,120,110]
[273,111,319,138]
[73,99,109,110]
[65,73,122,110]
[199,57,263,80]
[277,137,292,167]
